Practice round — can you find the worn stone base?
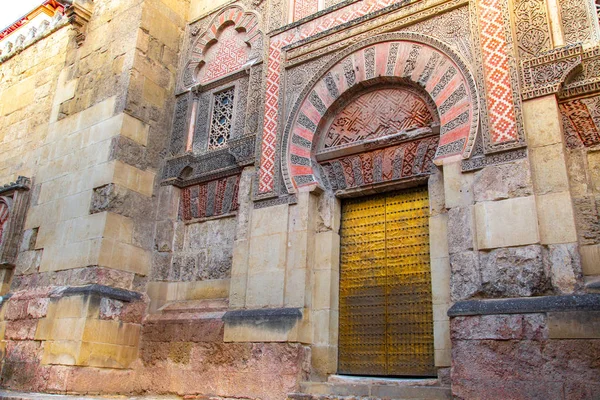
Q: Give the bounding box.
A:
[0,295,310,400]
[449,296,600,400]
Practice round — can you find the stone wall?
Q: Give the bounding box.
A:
[450,305,600,400]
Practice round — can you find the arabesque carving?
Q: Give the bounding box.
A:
[512,0,551,58]
[560,0,595,45]
[521,44,583,100]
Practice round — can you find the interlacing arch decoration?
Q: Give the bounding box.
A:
[181,5,262,88]
[280,33,480,192]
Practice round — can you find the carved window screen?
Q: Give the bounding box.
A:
[208,87,235,150]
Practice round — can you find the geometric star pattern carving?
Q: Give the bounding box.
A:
[325,89,435,148]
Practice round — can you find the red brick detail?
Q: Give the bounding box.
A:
[185,6,260,86]
[197,25,250,84]
[179,174,240,221]
[324,88,436,148]
[560,99,600,147]
[477,0,518,144]
[0,199,9,247]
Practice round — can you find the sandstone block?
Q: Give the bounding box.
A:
[250,203,289,236]
[431,257,451,305]
[474,196,540,249]
[443,160,473,208]
[579,244,600,275]
[480,245,550,297]
[536,191,578,244]
[548,311,600,339]
[529,144,570,195]
[523,95,564,147]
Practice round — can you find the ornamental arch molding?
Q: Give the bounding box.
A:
[181,5,263,89]
[280,33,480,193]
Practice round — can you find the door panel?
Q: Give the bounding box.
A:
[338,187,435,376]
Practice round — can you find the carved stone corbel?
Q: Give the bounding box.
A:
[521,44,583,100]
[65,0,93,47]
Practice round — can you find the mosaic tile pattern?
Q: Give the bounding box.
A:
[477,0,518,144]
[180,175,240,221]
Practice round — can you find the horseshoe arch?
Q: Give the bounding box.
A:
[280,32,480,193]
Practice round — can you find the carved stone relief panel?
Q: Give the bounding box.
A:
[405,6,473,64]
[197,26,251,84]
[322,88,437,148]
[319,135,439,191]
[512,0,552,59]
[180,174,241,221]
[284,54,334,122]
[560,0,597,45]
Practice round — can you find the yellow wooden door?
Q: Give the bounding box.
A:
[338,187,435,376]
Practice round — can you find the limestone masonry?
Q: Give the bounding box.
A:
[0,0,599,399]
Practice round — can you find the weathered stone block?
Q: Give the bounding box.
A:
[451,315,524,340]
[544,243,583,294]
[480,245,550,297]
[154,220,174,252]
[572,196,600,245]
[449,251,481,301]
[473,159,533,202]
[447,207,473,254]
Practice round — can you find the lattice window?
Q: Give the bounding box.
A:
[209,87,235,149]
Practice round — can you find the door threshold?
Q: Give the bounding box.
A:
[328,374,439,386]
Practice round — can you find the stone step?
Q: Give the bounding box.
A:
[291,376,451,400]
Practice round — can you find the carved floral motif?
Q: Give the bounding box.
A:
[512,0,551,58]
